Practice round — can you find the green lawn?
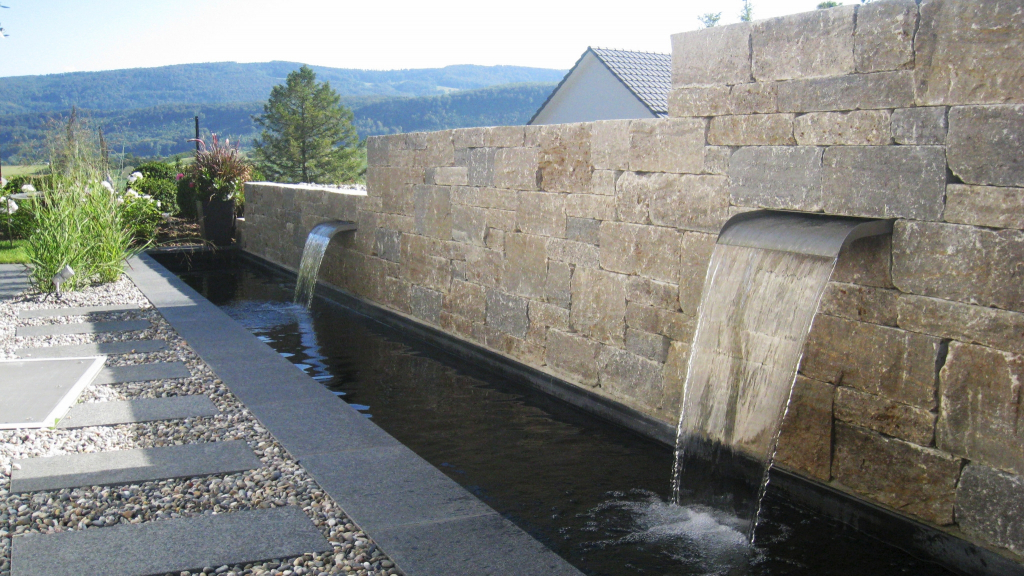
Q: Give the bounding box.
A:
[0,239,30,264]
[3,165,46,177]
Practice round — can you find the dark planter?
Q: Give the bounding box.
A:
[197,199,236,247]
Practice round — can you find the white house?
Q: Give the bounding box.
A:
[529,47,671,125]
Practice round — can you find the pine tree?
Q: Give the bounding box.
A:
[253,65,363,184]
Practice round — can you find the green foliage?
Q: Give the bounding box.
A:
[698,13,722,27]
[0,239,30,265]
[133,160,176,181]
[118,189,164,242]
[254,66,362,184]
[817,1,842,7]
[740,0,754,21]
[0,195,37,240]
[129,161,178,213]
[181,134,253,203]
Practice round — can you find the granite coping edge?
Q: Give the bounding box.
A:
[124,253,584,576]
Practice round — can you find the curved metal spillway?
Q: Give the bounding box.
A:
[293,221,358,308]
[673,210,892,540]
[717,210,894,258]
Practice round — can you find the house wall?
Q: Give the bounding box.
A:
[242,0,1024,560]
[531,51,657,124]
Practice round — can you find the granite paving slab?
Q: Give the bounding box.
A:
[0,357,107,429]
[10,440,260,493]
[57,395,219,429]
[93,360,192,384]
[10,505,332,576]
[15,319,151,338]
[0,264,31,298]
[15,339,167,359]
[17,303,141,319]
[246,398,400,459]
[300,445,495,533]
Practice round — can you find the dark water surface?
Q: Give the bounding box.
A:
[159,253,954,576]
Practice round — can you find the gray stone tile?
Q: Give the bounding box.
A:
[58,396,218,429]
[15,339,167,359]
[301,446,495,533]
[0,357,106,429]
[17,304,141,319]
[372,513,584,576]
[16,320,150,338]
[10,506,331,576]
[0,264,31,299]
[10,440,259,493]
[247,399,400,459]
[93,361,192,384]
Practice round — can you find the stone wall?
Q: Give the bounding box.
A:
[241,0,1024,559]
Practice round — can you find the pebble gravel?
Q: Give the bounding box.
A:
[1,275,402,576]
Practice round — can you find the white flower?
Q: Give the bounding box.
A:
[0,177,7,188]
[126,189,139,198]
[156,200,162,208]
[116,197,124,204]
[142,194,152,200]
[21,184,36,193]
[101,181,115,193]
[4,198,16,214]
[128,172,143,183]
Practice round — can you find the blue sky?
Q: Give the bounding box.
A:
[1,0,827,77]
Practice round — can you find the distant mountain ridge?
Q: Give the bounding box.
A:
[0,61,567,115]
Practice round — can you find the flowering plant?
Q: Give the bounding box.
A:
[182,134,253,203]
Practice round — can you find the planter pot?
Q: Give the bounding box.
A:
[196,199,236,247]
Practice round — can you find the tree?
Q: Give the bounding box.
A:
[253,65,362,184]
[698,12,722,27]
[817,1,842,7]
[739,0,754,22]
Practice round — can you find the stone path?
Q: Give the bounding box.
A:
[0,357,107,429]
[14,339,167,358]
[57,396,218,429]
[15,319,150,337]
[10,506,332,576]
[93,360,192,384]
[17,304,140,319]
[0,265,30,299]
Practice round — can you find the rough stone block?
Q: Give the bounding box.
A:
[545,329,606,386]
[625,328,670,362]
[529,300,570,330]
[451,204,487,246]
[484,125,526,147]
[566,217,601,245]
[444,280,486,323]
[854,0,918,73]
[453,127,486,148]
[956,464,1024,556]
[777,70,915,112]
[668,85,733,117]
[729,146,823,211]
[415,130,455,167]
[628,119,705,174]
[794,110,891,145]
[832,422,960,525]
[600,222,680,284]
[502,233,548,298]
[538,123,592,193]
[516,191,566,237]
[624,303,695,342]
[751,6,856,81]
[648,174,730,234]
[432,167,468,186]
[409,285,443,325]
[546,238,600,269]
[944,184,1024,230]
[708,114,795,146]
[591,170,618,196]
[486,289,530,338]
[493,148,540,190]
[565,194,615,221]
[600,349,665,410]
[614,171,655,224]
[485,208,516,231]
[401,234,450,292]
[367,136,389,166]
[775,376,834,481]
[660,341,690,417]
[821,145,946,220]
[570,267,627,346]
[835,386,935,445]
[451,186,518,211]
[464,245,503,288]
[545,260,572,308]
[590,120,631,170]
[455,147,497,187]
[915,0,1024,105]
[703,146,731,175]
[947,105,1024,188]
[801,314,940,408]
[897,294,1024,355]
[938,342,1024,475]
[892,221,1024,313]
[379,212,416,234]
[832,234,894,289]
[414,185,452,239]
[819,282,899,326]
[678,231,717,317]
[891,107,947,145]
[671,23,752,86]
[374,229,402,263]
[626,276,679,311]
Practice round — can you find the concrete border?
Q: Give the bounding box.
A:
[125,253,584,576]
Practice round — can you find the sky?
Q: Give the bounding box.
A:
[1,0,827,78]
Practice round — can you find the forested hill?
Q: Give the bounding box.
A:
[0,61,566,115]
[0,83,556,161]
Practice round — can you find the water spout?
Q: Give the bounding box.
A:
[672,210,892,540]
[293,221,357,308]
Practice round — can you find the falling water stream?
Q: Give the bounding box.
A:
[294,221,356,307]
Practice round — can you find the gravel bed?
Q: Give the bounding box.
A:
[1,276,402,576]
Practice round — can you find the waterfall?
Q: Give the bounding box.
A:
[672,211,891,539]
[293,221,357,308]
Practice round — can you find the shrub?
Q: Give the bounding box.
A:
[127,170,177,214]
[118,187,163,243]
[0,195,39,240]
[133,161,176,182]
[182,134,252,205]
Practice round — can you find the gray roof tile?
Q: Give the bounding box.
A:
[591,47,672,117]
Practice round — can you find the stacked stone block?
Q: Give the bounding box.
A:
[243,0,1023,560]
